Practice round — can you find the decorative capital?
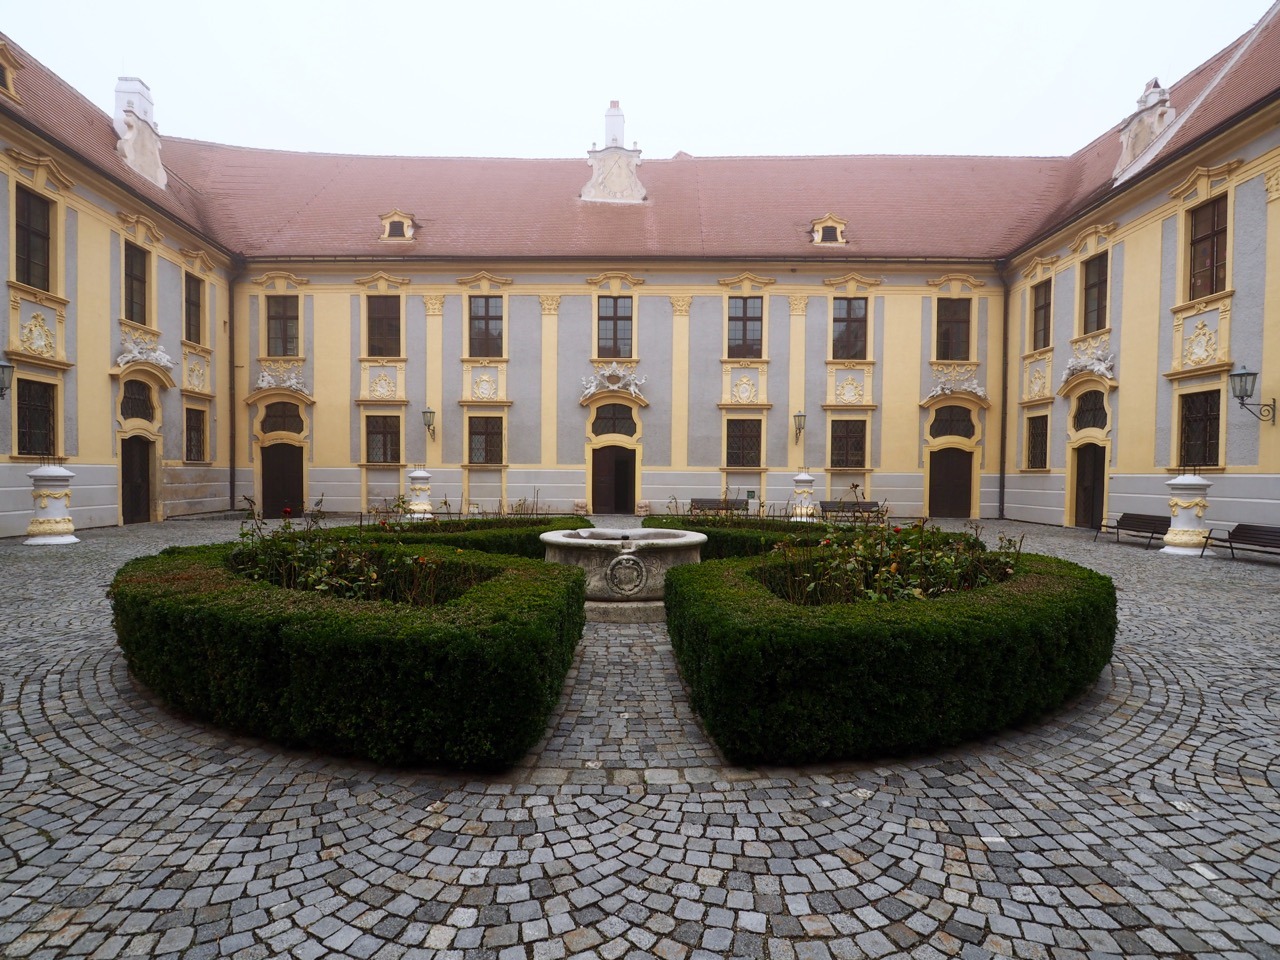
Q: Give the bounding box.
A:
[422,295,444,315]
[539,295,561,314]
[788,295,809,315]
[1266,166,1280,203]
[669,296,691,316]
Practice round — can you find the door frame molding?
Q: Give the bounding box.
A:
[583,399,643,514]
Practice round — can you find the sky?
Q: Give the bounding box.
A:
[3,0,1273,160]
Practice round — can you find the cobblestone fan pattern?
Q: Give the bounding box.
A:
[1,518,1278,959]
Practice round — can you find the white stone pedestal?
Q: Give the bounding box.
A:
[406,467,434,520]
[791,471,818,522]
[26,463,79,545]
[1161,474,1213,556]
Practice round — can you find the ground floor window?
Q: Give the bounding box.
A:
[185,408,207,462]
[469,416,503,464]
[830,420,867,468]
[17,379,56,456]
[366,415,401,463]
[1026,414,1048,469]
[726,419,761,467]
[1179,390,1219,467]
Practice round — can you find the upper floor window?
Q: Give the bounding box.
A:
[17,379,55,456]
[1082,254,1108,334]
[468,416,503,464]
[592,403,636,437]
[929,405,975,439]
[597,296,633,359]
[936,298,970,361]
[831,420,867,469]
[728,296,763,359]
[15,186,51,292]
[185,408,207,462]
[832,298,867,360]
[124,242,148,324]
[263,401,304,433]
[726,419,762,467]
[184,273,204,344]
[121,379,155,421]
[1032,280,1051,350]
[1073,390,1107,431]
[1179,390,1219,467]
[1189,195,1227,300]
[367,295,400,357]
[1026,415,1048,469]
[267,295,299,357]
[366,415,401,464]
[469,296,503,358]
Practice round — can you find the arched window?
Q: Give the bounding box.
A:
[121,380,154,421]
[591,403,636,437]
[262,401,304,434]
[929,405,975,439]
[1073,390,1107,431]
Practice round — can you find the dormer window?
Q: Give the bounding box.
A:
[811,213,848,245]
[379,209,416,242]
[0,43,22,103]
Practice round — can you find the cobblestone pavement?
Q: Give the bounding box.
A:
[1,517,1278,959]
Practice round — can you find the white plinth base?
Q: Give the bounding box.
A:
[1160,545,1213,557]
[25,534,80,546]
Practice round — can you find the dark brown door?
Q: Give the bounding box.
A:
[121,436,152,524]
[928,448,972,518]
[1074,443,1106,529]
[591,446,635,514]
[261,444,304,519]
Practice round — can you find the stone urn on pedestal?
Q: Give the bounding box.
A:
[1161,474,1213,556]
[26,461,79,545]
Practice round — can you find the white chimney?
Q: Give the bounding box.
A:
[114,77,156,139]
[605,101,624,148]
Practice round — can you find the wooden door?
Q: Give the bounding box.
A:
[591,446,635,514]
[928,448,972,518]
[261,444,304,519]
[121,436,152,524]
[1074,443,1106,529]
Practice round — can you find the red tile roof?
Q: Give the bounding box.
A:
[3,6,1278,266]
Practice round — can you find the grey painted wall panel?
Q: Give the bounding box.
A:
[1227,175,1266,466]
[507,295,542,465]
[159,257,182,457]
[804,296,826,468]
[442,296,463,463]
[405,295,427,465]
[63,208,79,457]
[687,297,722,467]
[767,296,791,468]
[556,295,591,466]
[640,296,672,468]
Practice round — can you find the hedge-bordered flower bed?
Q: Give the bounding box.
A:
[643,515,828,559]
[329,515,591,558]
[110,540,585,769]
[664,552,1116,765]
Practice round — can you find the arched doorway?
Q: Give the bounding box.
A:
[925,403,978,519]
[1074,443,1106,529]
[587,402,639,514]
[120,435,153,524]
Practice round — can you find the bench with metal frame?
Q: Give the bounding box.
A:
[819,499,888,524]
[1200,523,1280,560]
[1094,512,1171,549]
[688,497,749,517]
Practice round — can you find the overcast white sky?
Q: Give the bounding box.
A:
[4,0,1273,160]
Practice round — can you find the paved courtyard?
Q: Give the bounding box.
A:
[1,517,1278,960]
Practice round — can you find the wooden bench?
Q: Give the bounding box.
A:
[688,497,749,517]
[1094,512,1170,549]
[1201,523,1280,560]
[819,499,887,524]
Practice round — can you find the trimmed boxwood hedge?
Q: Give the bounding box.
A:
[329,515,590,558]
[664,552,1116,765]
[110,541,585,769]
[643,515,829,559]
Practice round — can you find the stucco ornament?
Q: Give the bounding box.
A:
[731,376,759,404]
[472,374,499,401]
[116,110,168,189]
[256,360,309,394]
[580,362,647,402]
[926,364,987,401]
[117,328,174,369]
[835,376,864,405]
[1183,320,1217,367]
[1028,368,1048,400]
[20,314,55,358]
[370,372,397,400]
[1060,342,1115,383]
[186,359,207,391]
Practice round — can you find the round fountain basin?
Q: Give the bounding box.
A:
[541,527,707,621]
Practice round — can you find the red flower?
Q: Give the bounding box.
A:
[282,507,292,517]
[893,526,901,533]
